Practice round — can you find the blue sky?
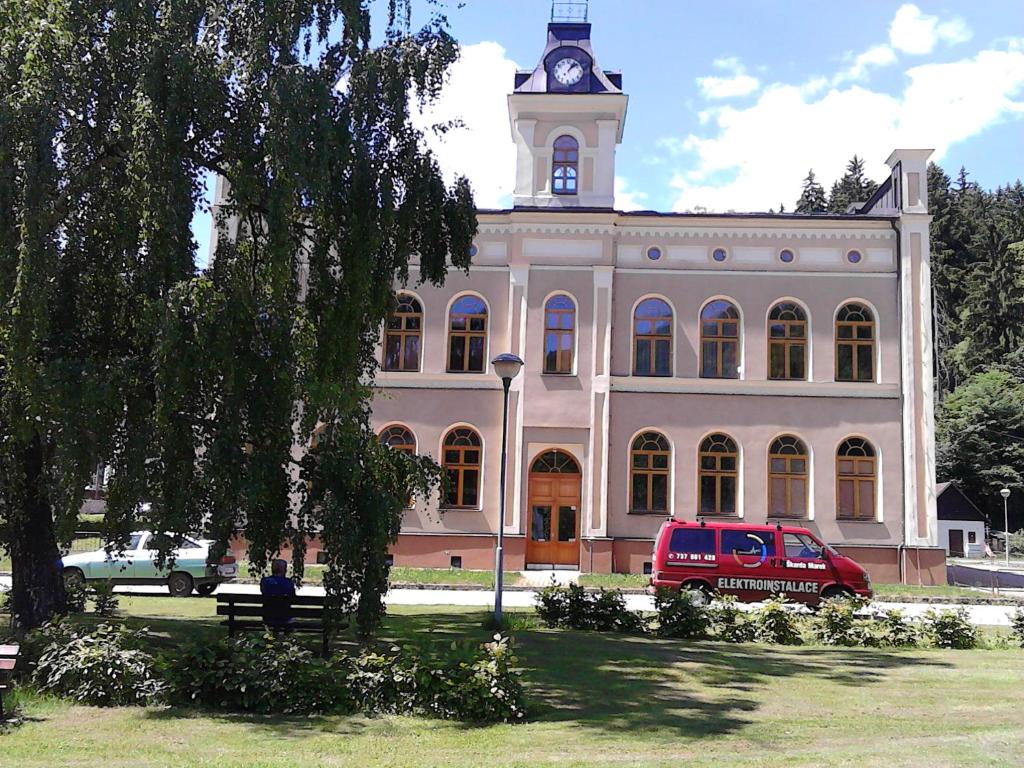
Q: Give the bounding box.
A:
[193,0,1024,264]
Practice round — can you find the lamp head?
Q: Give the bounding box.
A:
[492,353,524,382]
[1000,488,1011,499]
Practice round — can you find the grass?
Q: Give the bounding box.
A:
[237,563,521,588]
[872,582,1006,599]
[2,597,1024,767]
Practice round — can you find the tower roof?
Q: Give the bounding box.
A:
[513,17,622,95]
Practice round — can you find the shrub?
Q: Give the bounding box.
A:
[752,596,803,645]
[90,580,119,617]
[876,608,920,648]
[534,582,645,633]
[707,595,756,643]
[1009,608,1024,648]
[162,633,351,715]
[0,589,10,616]
[654,587,710,639]
[812,597,871,647]
[32,621,164,706]
[64,580,87,614]
[923,608,977,649]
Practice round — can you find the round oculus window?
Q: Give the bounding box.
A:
[847,250,862,264]
[779,249,795,263]
[712,248,728,262]
[647,246,662,261]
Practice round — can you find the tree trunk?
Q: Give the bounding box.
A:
[9,433,65,635]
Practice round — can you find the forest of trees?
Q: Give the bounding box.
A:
[796,160,1024,531]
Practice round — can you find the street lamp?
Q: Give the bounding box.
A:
[1000,488,1011,567]
[491,352,524,625]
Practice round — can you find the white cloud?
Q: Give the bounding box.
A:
[696,56,760,100]
[669,42,1024,213]
[615,177,649,211]
[889,4,971,55]
[413,42,519,209]
[834,44,898,84]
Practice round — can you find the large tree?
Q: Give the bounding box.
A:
[0,0,475,633]
[794,169,827,214]
[827,155,879,214]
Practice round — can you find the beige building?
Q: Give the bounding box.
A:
[371,19,945,583]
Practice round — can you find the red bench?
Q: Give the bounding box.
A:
[0,644,18,719]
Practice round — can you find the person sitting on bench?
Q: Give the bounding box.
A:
[260,558,296,629]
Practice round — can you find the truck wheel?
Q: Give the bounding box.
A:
[63,568,86,589]
[195,583,217,597]
[168,572,194,598]
[682,582,712,606]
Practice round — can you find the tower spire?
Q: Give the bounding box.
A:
[551,1,588,23]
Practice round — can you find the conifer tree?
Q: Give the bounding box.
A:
[827,155,879,213]
[794,169,827,213]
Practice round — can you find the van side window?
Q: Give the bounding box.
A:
[783,533,822,559]
[721,529,775,557]
[669,528,716,555]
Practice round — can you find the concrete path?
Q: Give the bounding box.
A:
[1,574,1019,626]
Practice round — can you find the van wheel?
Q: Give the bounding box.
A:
[168,572,194,598]
[820,586,854,602]
[682,582,713,606]
[195,583,217,597]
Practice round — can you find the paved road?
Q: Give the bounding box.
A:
[1,575,1018,626]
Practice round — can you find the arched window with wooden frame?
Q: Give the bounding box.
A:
[383,294,423,372]
[835,303,875,382]
[552,135,579,195]
[768,435,808,518]
[531,450,581,474]
[447,295,488,373]
[630,432,670,514]
[768,302,807,380]
[379,424,417,508]
[700,300,741,379]
[633,298,673,376]
[699,433,739,515]
[836,437,876,520]
[441,427,482,508]
[543,294,576,374]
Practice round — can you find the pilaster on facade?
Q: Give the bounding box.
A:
[507,265,530,534]
[588,265,614,538]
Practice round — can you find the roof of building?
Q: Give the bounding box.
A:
[936,481,988,522]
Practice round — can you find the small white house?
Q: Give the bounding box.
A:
[936,482,987,559]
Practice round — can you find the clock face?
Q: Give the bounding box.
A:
[553,57,585,86]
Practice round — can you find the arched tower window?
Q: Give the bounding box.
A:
[768,302,807,380]
[383,294,422,372]
[442,427,482,508]
[552,135,579,195]
[768,436,808,518]
[835,303,875,382]
[543,294,576,374]
[836,437,876,520]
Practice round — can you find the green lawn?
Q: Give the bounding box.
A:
[239,563,521,588]
[872,582,1006,600]
[2,596,1023,767]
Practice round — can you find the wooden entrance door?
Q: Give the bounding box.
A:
[526,450,582,567]
[949,529,965,558]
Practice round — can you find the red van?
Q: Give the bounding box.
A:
[650,519,872,606]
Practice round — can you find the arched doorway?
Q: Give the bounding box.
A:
[527,450,582,567]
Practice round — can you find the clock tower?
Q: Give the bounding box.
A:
[508,4,628,209]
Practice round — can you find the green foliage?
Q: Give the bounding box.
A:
[827,156,879,213]
[0,0,476,633]
[794,169,828,213]
[162,633,351,715]
[653,587,710,639]
[752,597,803,645]
[1010,608,1024,648]
[812,597,873,647]
[923,609,978,649]
[349,634,526,723]
[706,594,755,643]
[876,608,921,648]
[534,582,646,633]
[63,581,87,615]
[31,622,164,706]
[89,580,119,617]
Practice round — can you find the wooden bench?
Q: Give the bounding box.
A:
[216,593,345,658]
[0,644,19,720]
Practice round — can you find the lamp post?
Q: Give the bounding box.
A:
[1000,488,1011,567]
[491,353,524,625]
